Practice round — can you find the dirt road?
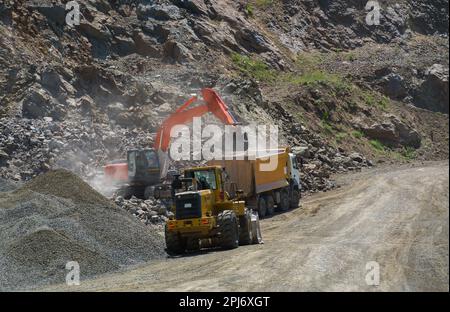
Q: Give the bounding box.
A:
[45,162,449,292]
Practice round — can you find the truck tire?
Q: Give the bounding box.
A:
[239,209,253,245]
[165,224,186,255]
[278,190,290,211]
[264,195,275,216]
[257,197,267,218]
[290,189,300,209]
[218,210,239,249]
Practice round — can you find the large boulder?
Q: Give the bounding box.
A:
[21,88,66,121]
[414,64,449,114]
[362,115,421,148]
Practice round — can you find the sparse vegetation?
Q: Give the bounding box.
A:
[352,130,364,139]
[370,139,385,151]
[245,4,254,17]
[231,53,275,81]
[255,0,274,7]
[336,132,348,143]
[401,146,417,160]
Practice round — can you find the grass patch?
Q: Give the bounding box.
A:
[362,91,390,110]
[370,139,385,151]
[352,130,364,139]
[244,4,254,17]
[284,70,351,92]
[255,0,274,7]
[336,132,348,143]
[231,53,275,81]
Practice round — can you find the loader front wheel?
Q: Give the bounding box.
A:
[218,210,239,249]
[239,209,253,245]
[165,225,186,255]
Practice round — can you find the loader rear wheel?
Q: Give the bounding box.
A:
[218,210,239,249]
[165,225,186,255]
[278,190,290,212]
[257,197,267,218]
[239,209,253,245]
[290,189,300,209]
[265,195,275,216]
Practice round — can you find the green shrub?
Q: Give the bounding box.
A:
[370,139,385,151]
[401,146,416,159]
[245,4,254,17]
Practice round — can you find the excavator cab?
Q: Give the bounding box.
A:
[127,149,160,186]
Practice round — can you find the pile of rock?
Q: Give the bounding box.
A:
[114,196,172,225]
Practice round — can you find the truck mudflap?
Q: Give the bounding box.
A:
[251,211,264,244]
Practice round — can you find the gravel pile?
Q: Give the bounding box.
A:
[0,169,165,291]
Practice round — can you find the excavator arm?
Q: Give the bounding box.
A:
[155,88,238,178]
[154,88,237,152]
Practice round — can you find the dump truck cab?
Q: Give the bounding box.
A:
[165,166,262,254]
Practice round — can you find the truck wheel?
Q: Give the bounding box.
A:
[257,197,267,218]
[290,189,300,209]
[165,224,186,255]
[278,190,290,211]
[264,195,275,216]
[218,210,239,249]
[239,209,252,245]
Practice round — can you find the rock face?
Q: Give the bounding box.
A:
[414,64,449,114]
[362,116,421,148]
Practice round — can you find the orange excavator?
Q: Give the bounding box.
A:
[104,88,238,199]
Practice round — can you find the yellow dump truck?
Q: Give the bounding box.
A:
[209,147,301,218]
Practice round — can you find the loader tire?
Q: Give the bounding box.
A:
[290,189,300,209]
[165,224,186,255]
[218,210,239,249]
[278,190,290,212]
[265,195,275,216]
[257,197,267,218]
[239,209,253,245]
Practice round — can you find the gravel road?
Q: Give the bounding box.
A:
[43,162,449,292]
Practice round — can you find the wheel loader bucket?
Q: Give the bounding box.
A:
[251,211,263,244]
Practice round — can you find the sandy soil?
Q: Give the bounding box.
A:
[42,161,449,292]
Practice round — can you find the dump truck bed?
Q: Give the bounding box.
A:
[208,149,290,198]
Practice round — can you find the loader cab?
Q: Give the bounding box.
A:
[184,166,227,203]
[127,149,161,185]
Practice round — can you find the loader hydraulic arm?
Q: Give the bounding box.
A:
[154,88,238,152]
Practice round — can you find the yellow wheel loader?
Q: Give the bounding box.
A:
[165,166,263,255]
